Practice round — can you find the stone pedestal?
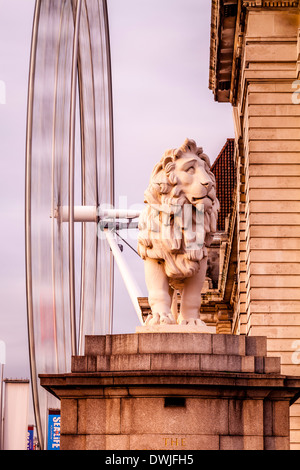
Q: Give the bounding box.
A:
[40,333,300,450]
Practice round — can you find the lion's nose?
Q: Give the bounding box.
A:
[198,168,212,190]
[203,181,212,192]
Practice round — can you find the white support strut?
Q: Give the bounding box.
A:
[58,205,97,222]
[56,205,142,222]
[104,229,144,326]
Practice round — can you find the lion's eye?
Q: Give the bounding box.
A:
[186,167,195,175]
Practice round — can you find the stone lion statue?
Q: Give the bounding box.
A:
[137,138,219,326]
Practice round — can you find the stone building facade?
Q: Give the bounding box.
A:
[209,0,300,449]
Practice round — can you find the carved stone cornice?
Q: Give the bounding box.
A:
[209,1,247,104]
[210,0,299,103]
[242,0,299,7]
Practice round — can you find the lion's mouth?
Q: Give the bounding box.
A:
[191,195,213,203]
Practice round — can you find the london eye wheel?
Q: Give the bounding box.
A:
[25,0,142,449]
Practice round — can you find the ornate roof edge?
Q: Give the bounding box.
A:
[208,1,240,103]
[209,0,219,94]
[242,0,299,7]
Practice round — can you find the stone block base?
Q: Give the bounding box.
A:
[40,333,300,450]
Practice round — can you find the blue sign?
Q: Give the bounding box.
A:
[27,426,34,450]
[47,412,61,450]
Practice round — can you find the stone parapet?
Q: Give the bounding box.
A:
[85,332,264,356]
[70,333,280,375]
[40,333,300,450]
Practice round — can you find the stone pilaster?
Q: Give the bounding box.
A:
[234,1,300,449]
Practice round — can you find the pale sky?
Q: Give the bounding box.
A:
[0,0,234,380]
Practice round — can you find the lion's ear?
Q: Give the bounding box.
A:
[162,156,173,169]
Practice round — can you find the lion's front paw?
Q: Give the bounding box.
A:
[145,312,176,326]
[179,318,207,327]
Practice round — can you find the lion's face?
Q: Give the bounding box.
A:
[167,151,216,213]
[138,138,219,279]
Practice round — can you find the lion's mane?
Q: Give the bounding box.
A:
[137,138,219,281]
